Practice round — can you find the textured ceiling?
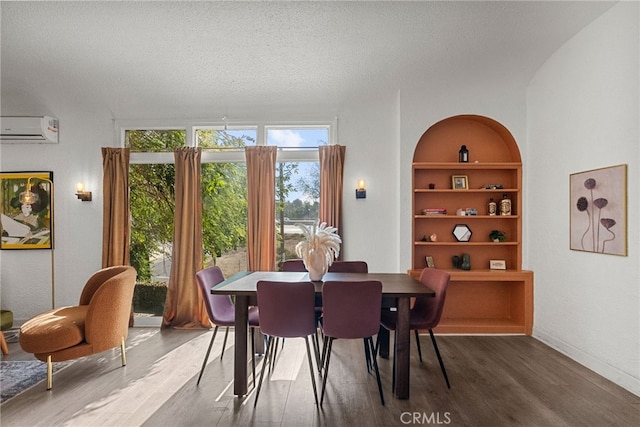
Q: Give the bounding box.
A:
[1,1,616,119]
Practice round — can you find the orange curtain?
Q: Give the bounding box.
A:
[162,147,209,329]
[101,147,131,267]
[245,146,277,271]
[319,145,346,256]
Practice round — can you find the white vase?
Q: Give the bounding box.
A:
[304,249,328,281]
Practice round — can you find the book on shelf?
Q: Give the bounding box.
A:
[421,208,447,215]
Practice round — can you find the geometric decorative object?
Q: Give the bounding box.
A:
[452,224,472,242]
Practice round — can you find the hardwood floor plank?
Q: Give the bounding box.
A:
[1,329,638,427]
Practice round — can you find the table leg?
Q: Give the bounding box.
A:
[234,296,249,396]
[394,296,410,399]
[377,326,389,359]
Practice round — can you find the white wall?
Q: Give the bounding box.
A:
[338,94,402,272]
[0,103,112,320]
[527,2,639,395]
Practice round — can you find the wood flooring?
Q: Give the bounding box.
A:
[1,328,638,426]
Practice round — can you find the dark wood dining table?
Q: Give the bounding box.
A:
[210,270,434,399]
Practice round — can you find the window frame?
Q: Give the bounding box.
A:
[117,119,335,164]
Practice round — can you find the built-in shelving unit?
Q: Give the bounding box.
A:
[410,115,533,335]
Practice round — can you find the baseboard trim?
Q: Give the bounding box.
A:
[533,328,640,397]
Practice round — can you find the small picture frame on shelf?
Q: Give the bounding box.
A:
[452,175,468,190]
[425,256,435,268]
[489,259,507,270]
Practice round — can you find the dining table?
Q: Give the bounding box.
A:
[210,270,434,399]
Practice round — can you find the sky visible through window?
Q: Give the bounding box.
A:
[267,128,328,148]
[223,127,326,202]
[268,128,326,202]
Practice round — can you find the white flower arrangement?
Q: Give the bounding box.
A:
[295,221,342,279]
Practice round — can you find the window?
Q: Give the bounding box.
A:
[122,122,329,319]
[266,127,326,266]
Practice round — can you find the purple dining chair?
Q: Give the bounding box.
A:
[327,261,368,273]
[254,280,320,407]
[281,259,307,272]
[320,280,384,406]
[379,267,451,390]
[326,261,373,371]
[195,266,260,386]
[280,258,322,370]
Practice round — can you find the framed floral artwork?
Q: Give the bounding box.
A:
[570,164,627,256]
[0,171,54,249]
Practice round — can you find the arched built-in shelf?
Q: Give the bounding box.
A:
[411,115,533,335]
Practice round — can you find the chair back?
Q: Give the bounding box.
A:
[257,281,316,338]
[84,266,137,350]
[196,266,235,326]
[321,280,382,339]
[80,265,135,305]
[281,259,307,272]
[410,268,451,329]
[327,261,368,273]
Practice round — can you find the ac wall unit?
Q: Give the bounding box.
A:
[0,116,59,143]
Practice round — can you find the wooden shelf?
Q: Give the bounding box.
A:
[435,318,527,334]
[413,162,521,170]
[412,115,533,335]
[414,215,519,219]
[414,242,519,246]
[415,188,520,193]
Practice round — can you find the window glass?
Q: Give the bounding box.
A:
[266,127,329,148]
[126,129,185,152]
[267,127,325,266]
[196,128,256,150]
[201,161,248,278]
[275,160,320,266]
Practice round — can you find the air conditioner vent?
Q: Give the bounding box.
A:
[0,116,59,143]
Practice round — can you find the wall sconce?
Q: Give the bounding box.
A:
[75,182,92,201]
[356,179,366,199]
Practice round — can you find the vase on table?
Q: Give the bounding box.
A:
[303,249,329,281]
[295,221,342,282]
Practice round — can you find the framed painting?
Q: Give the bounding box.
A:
[0,171,54,249]
[451,175,468,190]
[570,164,627,256]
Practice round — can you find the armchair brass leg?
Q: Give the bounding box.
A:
[46,355,52,390]
[121,337,127,366]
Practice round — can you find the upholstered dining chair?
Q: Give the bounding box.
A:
[326,260,374,371]
[19,265,137,390]
[327,260,368,273]
[254,280,320,407]
[282,259,369,274]
[195,266,260,386]
[280,258,321,369]
[320,280,384,406]
[379,267,451,390]
[281,259,307,272]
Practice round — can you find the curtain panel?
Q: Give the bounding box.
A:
[245,146,277,271]
[162,147,209,329]
[101,147,131,267]
[319,145,346,258]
